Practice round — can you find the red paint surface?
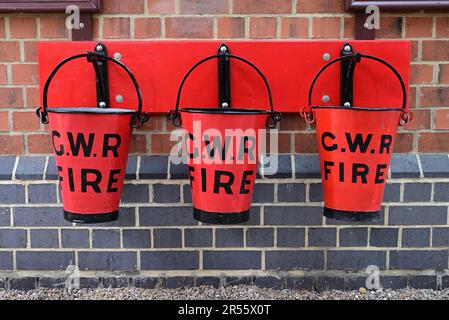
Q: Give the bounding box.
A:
[38,41,410,113]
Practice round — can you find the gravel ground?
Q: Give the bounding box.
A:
[1,286,449,300]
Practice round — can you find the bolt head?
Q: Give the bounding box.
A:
[322,95,330,103]
[344,45,352,52]
[220,46,227,53]
[79,22,85,29]
[344,102,351,107]
[99,102,106,108]
[221,102,229,108]
[96,45,103,52]
[323,53,331,61]
[116,95,124,103]
[114,53,122,60]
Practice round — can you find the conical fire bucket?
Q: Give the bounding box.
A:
[36,52,148,223]
[168,52,281,225]
[301,52,413,222]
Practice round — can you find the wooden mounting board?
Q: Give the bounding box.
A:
[38,40,410,113]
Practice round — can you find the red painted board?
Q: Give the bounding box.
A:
[38,41,410,113]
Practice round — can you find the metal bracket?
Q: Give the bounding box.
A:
[92,42,110,108]
[340,43,360,107]
[217,43,231,108]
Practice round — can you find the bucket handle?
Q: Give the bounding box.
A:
[36,52,149,128]
[167,55,282,129]
[301,52,412,126]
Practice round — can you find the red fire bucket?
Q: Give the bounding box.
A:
[301,53,413,222]
[168,54,281,224]
[36,52,148,223]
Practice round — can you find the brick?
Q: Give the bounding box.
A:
[295,133,318,153]
[435,183,449,202]
[420,154,449,177]
[140,207,197,226]
[432,227,449,247]
[140,156,167,179]
[102,277,130,288]
[266,251,324,270]
[402,228,430,248]
[438,64,449,84]
[79,278,100,289]
[380,276,408,289]
[422,41,449,61]
[343,17,355,38]
[9,17,37,38]
[246,228,274,247]
[185,228,213,247]
[0,135,23,154]
[24,41,37,62]
[377,17,402,38]
[410,276,437,289]
[389,206,447,225]
[390,154,420,178]
[195,277,221,288]
[436,17,449,37]
[390,250,448,270]
[0,18,4,38]
[40,17,67,38]
[153,184,180,203]
[339,228,368,247]
[234,0,291,13]
[121,184,149,203]
[312,17,340,39]
[0,252,12,270]
[123,229,151,248]
[281,17,308,39]
[38,278,66,289]
[405,17,433,37]
[129,134,147,154]
[92,229,120,248]
[327,250,386,270]
[286,277,315,290]
[217,17,245,38]
[164,277,194,289]
[255,277,284,289]
[403,183,432,202]
[204,251,261,270]
[420,87,449,107]
[0,229,27,248]
[131,16,161,38]
[435,109,449,129]
[405,109,430,130]
[61,229,89,248]
[165,17,213,38]
[410,64,433,84]
[28,184,57,204]
[442,276,449,289]
[150,133,175,154]
[250,17,277,39]
[154,228,182,248]
[295,155,320,178]
[0,208,10,226]
[133,277,159,288]
[316,276,346,292]
[383,183,401,202]
[0,41,20,61]
[394,133,414,153]
[183,184,192,203]
[81,207,136,227]
[141,251,199,270]
[12,64,38,85]
[180,0,228,13]
[252,184,274,203]
[308,228,337,247]
[0,88,22,108]
[297,0,344,13]
[103,0,144,13]
[9,278,37,290]
[215,228,244,248]
[262,155,292,178]
[30,229,59,248]
[309,183,323,202]
[125,156,138,180]
[225,277,253,286]
[147,0,175,14]
[419,133,449,153]
[277,228,305,247]
[0,112,8,131]
[28,134,54,154]
[169,159,187,180]
[370,228,398,247]
[264,206,322,226]
[0,184,25,204]
[15,156,46,180]
[78,252,137,271]
[45,157,58,180]
[17,251,74,270]
[103,18,130,39]
[277,183,305,202]
[14,207,71,227]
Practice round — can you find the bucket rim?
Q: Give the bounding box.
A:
[47,107,136,114]
[179,107,270,115]
[312,106,402,112]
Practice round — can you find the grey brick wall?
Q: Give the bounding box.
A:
[0,154,449,290]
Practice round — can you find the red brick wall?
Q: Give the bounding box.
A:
[0,0,448,155]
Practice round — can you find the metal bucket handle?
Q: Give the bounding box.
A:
[167,55,281,129]
[36,52,149,128]
[302,52,412,126]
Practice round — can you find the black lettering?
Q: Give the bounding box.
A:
[345,133,373,153]
[324,161,334,180]
[204,135,229,161]
[81,169,102,193]
[339,162,345,182]
[352,163,369,184]
[107,169,121,192]
[68,133,95,157]
[201,168,207,192]
[238,136,256,162]
[188,166,195,184]
[322,132,337,151]
[186,133,199,160]
[68,167,75,192]
[379,135,393,154]
[240,170,253,195]
[213,170,234,195]
[375,164,388,184]
[52,131,64,156]
[102,134,121,158]
[57,166,63,188]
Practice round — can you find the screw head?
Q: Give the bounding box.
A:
[322,95,330,103]
[344,102,351,107]
[96,45,103,52]
[99,102,106,108]
[220,46,227,53]
[344,45,352,52]
[323,53,331,61]
[221,102,229,108]
[114,52,122,60]
[116,95,124,103]
[79,22,85,29]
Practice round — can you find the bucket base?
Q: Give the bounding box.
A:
[193,208,249,225]
[323,207,380,222]
[64,210,119,224]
